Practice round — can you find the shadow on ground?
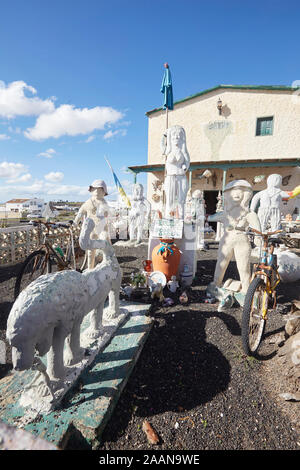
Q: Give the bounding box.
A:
[100,307,233,443]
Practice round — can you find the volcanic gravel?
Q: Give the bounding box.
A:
[0,242,299,451]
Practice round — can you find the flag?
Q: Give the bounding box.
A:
[288,185,300,199]
[104,156,131,207]
[160,63,173,110]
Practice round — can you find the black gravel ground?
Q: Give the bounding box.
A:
[0,242,299,451]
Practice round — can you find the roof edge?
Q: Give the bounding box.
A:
[146,84,300,116]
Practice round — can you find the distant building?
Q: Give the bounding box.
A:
[128,84,300,218]
[5,198,45,213]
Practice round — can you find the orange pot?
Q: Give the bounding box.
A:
[152,238,181,281]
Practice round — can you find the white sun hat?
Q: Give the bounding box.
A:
[89,179,108,195]
[224,179,252,192]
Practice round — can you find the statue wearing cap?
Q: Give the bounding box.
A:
[74,179,111,269]
[208,180,261,294]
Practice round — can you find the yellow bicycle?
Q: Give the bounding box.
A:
[241,227,283,356]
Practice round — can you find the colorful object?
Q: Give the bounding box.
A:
[142,260,153,273]
[288,185,300,199]
[104,156,131,207]
[152,238,181,281]
[149,271,167,288]
[160,63,173,110]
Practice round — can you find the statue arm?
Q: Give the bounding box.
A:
[249,192,260,212]
[74,206,86,224]
[247,211,262,246]
[182,152,190,172]
[208,211,224,223]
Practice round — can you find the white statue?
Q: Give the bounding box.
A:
[74,179,110,268]
[6,218,124,400]
[167,275,179,293]
[215,191,224,242]
[208,180,261,294]
[250,174,289,232]
[163,125,190,219]
[129,183,151,245]
[192,189,205,249]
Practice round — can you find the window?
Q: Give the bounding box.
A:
[256,117,273,136]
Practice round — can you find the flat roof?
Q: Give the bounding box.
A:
[146,84,300,116]
[6,198,30,203]
[128,158,300,174]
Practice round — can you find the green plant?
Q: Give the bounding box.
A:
[130,272,147,288]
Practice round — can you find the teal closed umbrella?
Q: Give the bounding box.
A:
[160,62,173,111]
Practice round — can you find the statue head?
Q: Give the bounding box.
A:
[192,189,204,200]
[89,179,108,198]
[266,174,282,189]
[132,183,144,200]
[224,179,253,212]
[165,125,187,155]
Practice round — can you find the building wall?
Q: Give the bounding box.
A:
[147,88,300,166]
[146,88,300,206]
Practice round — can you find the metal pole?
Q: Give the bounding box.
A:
[222,168,227,207]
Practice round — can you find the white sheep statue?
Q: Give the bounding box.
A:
[6,218,123,394]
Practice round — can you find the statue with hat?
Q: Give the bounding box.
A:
[207,180,261,296]
[74,179,111,269]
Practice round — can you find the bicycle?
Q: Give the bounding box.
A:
[14,220,86,300]
[241,227,284,356]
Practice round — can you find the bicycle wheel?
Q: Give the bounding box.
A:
[14,250,51,300]
[241,277,268,356]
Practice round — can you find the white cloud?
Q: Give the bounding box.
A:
[103,129,127,140]
[0,161,28,180]
[0,133,10,140]
[37,148,57,158]
[0,80,54,119]
[44,171,64,183]
[84,135,96,143]
[25,104,124,141]
[7,173,32,184]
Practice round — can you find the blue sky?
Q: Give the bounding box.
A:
[0,0,299,202]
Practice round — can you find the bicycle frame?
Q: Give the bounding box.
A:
[250,228,282,318]
[33,220,76,271]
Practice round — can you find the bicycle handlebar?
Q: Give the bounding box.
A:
[234,226,284,238]
[32,220,73,230]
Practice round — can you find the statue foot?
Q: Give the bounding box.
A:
[83,326,104,340]
[64,347,86,366]
[103,310,127,326]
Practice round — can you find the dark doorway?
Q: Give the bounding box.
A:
[204,190,218,231]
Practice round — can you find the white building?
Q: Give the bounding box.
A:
[128,84,300,219]
[5,198,45,213]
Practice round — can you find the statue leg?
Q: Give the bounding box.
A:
[104,273,122,324]
[213,236,234,287]
[85,301,105,339]
[129,219,136,242]
[136,214,144,244]
[64,318,85,365]
[46,325,67,383]
[87,249,96,269]
[234,239,252,293]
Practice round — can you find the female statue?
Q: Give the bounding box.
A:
[129,183,151,244]
[163,125,190,218]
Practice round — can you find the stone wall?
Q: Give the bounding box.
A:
[0,225,81,266]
